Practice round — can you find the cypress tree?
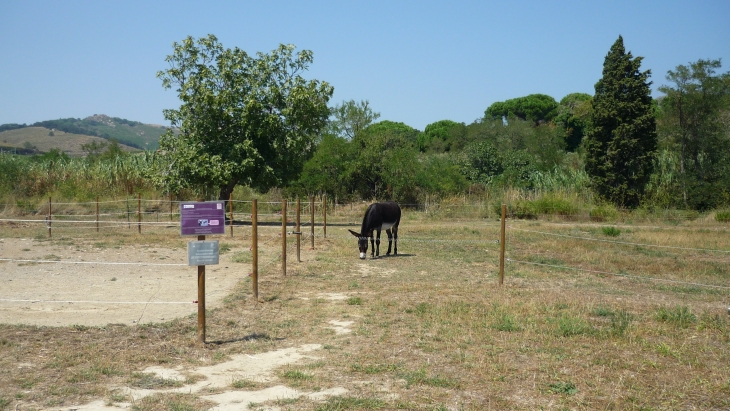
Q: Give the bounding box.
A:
[585,36,657,208]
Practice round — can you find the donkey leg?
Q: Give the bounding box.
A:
[375,229,382,257]
[385,229,393,255]
[393,226,398,255]
[370,236,376,258]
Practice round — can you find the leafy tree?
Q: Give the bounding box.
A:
[416,154,468,197]
[81,140,108,160]
[327,100,380,140]
[349,121,419,200]
[656,59,730,209]
[0,123,27,132]
[458,140,536,188]
[584,36,657,208]
[419,120,467,153]
[485,94,559,126]
[294,133,353,200]
[154,35,333,200]
[555,93,592,151]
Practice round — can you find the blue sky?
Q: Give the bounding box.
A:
[1,0,728,131]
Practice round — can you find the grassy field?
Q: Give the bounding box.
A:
[0,204,729,410]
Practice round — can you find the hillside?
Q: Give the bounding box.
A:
[0,114,169,152]
[0,127,139,157]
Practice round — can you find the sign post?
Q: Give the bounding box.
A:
[180,201,225,343]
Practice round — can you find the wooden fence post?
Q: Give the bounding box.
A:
[252,199,258,301]
[499,204,506,286]
[96,196,99,233]
[323,194,327,238]
[47,197,52,238]
[310,196,315,249]
[229,193,233,237]
[282,200,287,277]
[197,234,206,343]
[138,194,142,234]
[296,198,301,262]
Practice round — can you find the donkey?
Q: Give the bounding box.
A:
[348,202,401,259]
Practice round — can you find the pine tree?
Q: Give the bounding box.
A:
[585,36,657,208]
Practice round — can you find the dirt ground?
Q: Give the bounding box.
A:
[0,237,243,326]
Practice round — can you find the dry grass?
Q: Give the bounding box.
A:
[1,204,729,410]
[0,127,139,156]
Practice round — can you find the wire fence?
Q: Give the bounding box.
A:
[1,199,728,315]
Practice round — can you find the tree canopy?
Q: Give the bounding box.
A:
[555,93,592,151]
[656,59,730,209]
[419,120,467,153]
[327,100,380,140]
[154,34,334,200]
[584,36,657,208]
[485,94,559,125]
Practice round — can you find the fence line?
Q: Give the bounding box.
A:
[510,226,730,254]
[0,298,194,305]
[0,258,187,266]
[506,258,730,290]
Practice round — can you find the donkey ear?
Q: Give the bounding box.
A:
[348,229,361,237]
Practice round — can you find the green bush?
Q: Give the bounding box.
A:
[601,226,621,237]
[655,306,697,328]
[715,210,730,222]
[590,204,619,222]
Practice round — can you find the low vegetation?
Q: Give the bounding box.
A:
[0,205,728,409]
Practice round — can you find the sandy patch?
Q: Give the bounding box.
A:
[0,237,246,326]
[356,262,397,277]
[43,344,350,410]
[327,320,354,335]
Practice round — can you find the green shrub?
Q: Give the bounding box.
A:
[590,204,619,222]
[715,210,730,222]
[601,226,621,237]
[655,306,697,328]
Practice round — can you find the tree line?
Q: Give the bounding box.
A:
[1,35,728,212]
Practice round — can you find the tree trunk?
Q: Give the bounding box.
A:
[218,180,238,205]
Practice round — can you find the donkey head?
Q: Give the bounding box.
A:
[348,229,369,259]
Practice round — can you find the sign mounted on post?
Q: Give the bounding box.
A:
[188,240,220,266]
[180,201,226,236]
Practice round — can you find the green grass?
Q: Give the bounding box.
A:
[315,396,387,411]
[655,306,697,328]
[346,296,363,305]
[128,372,184,389]
[230,378,257,389]
[716,210,730,222]
[602,226,621,237]
[398,368,460,389]
[547,381,578,395]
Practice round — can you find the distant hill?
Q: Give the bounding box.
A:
[0,114,170,152]
[0,127,139,157]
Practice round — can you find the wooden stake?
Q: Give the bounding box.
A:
[296,198,301,262]
[137,194,141,234]
[251,199,258,301]
[282,200,287,277]
[47,197,52,238]
[96,196,99,233]
[499,204,506,286]
[229,192,233,237]
[323,194,327,238]
[197,234,206,343]
[310,196,315,249]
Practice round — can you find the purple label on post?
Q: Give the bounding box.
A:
[180,201,226,236]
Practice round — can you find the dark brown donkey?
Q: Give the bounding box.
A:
[348,202,401,259]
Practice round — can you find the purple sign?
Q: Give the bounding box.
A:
[180,201,226,236]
